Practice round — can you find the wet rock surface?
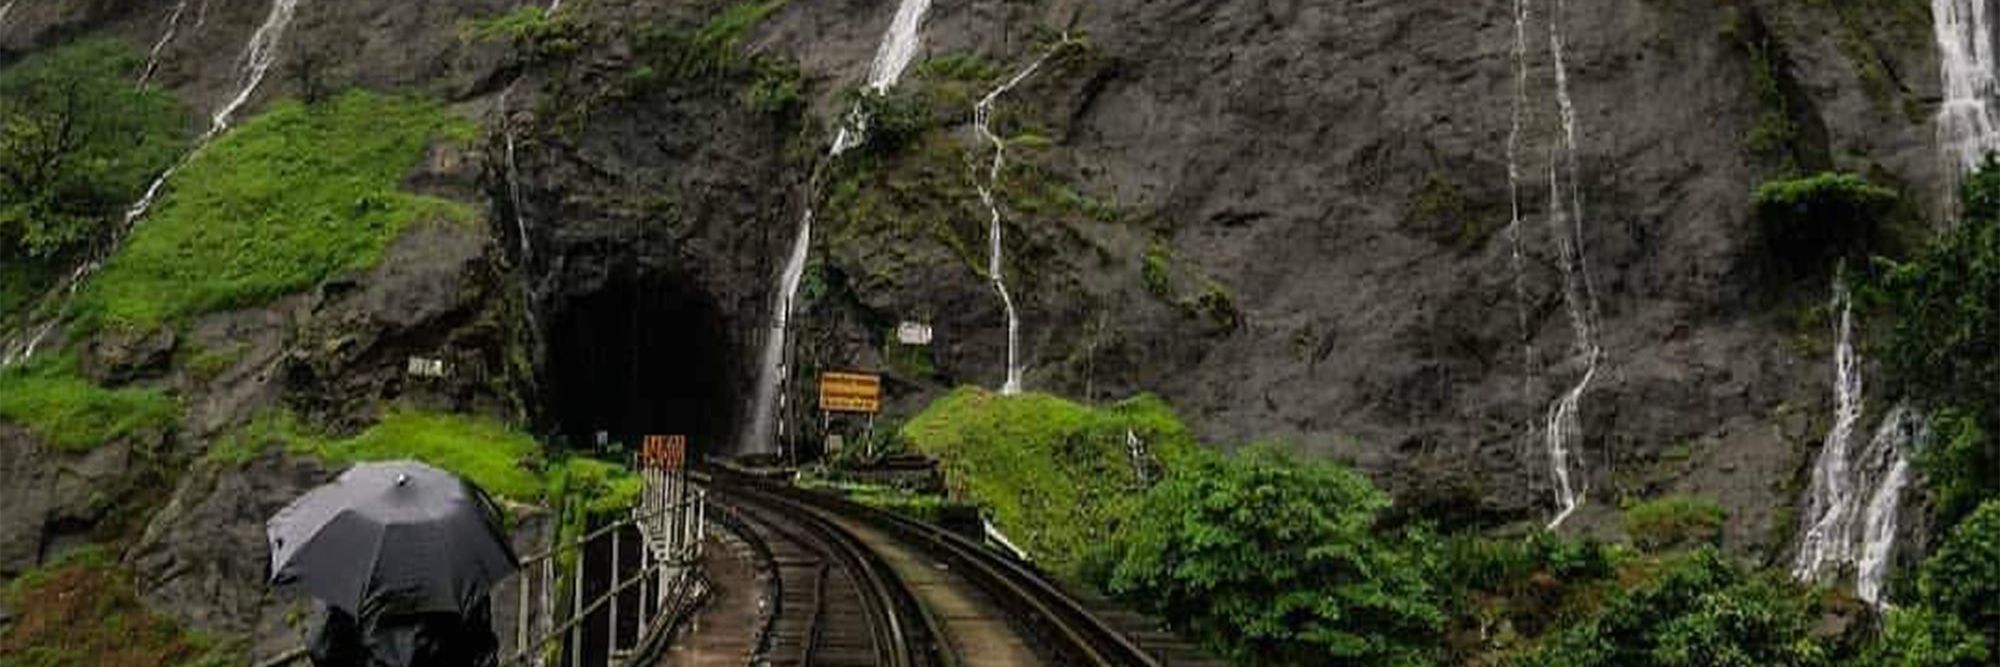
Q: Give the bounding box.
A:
[0,0,1960,651]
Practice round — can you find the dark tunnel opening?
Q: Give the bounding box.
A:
[545,271,739,460]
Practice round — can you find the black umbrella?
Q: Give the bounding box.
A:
[268,461,520,617]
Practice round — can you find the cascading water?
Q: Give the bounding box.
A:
[744,0,932,455]
[1506,0,1538,390]
[499,88,533,264]
[1,0,303,369]
[0,1,17,32]
[1794,279,1866,581]
[1933,0,2000,178]
[972,39,1068,395]
[139,0,194,88]
[1539,0,1605,530]
[1856,406,1923,607]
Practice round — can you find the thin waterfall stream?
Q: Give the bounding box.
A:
[744,0,932,455]
[1539,0,1605,530]
[139,0,194,87]
[972,38,1071,396]
[1795,278,1865,582]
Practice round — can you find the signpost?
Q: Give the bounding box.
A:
[896,321,933,346]
[818,372,883,414]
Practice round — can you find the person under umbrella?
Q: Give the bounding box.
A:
[269,461,519,667]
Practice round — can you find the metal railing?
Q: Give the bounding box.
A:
[504,466,706,667]
[257,468,706,667]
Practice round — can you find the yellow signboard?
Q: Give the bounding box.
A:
[819,372,883,414]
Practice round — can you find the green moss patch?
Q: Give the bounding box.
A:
[78,91,474,331]
[0,361,178,453]
[900,387,1198,576]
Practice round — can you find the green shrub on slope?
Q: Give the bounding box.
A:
[79,91,473,331]
[0,359,178,453]
[900,387,1197,576]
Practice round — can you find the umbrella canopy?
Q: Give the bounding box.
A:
[268,461,519,617]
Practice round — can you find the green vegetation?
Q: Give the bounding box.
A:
[1138,241,1241,331]
[1870,158,2000,531]
[1514,548,1829,667]
[797,475,957,523]
[1913,502,2000,653]
[0,40,191,262]
[901,388,1198,576]
[0,548,235,667]
[1106,446,1443,666]
[0,358,178,453]
[212,409,547,503]
[464,6,583,62]
[619,0,800,116]
[1624,495,1728,553]
[78,91,474,331]
[1753,172,1899,275]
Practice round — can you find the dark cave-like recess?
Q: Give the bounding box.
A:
[545,271,738,458]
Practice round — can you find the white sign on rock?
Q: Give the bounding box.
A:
[406,356,448,379]
[896,321,933,346]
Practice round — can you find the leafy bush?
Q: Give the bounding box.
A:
[1753,172,1898,275]
[1870,158,2000,529]
[0,40,191,260]
[78,92,473,331]
[901,388,1198,576]
[1916,501,2000,650]
[1433,531,1624,661]
[1513,548,1829,667]
[1855,606,1991,667]
[1624,495,1728,552]
[463,6,582,62]
[1104,447,1443,667]
[0,547,236,667]
[0,359,179,452]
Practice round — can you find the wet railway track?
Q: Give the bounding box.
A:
[706,477,951,667]
[704,468,1194,667]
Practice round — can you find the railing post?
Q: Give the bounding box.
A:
[518,557,530,661]
[539,558,553,667]
[571,546,583,667]
[609,528,621,657]
[637,528,651,635]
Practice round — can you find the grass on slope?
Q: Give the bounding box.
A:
[0,548,232,667]
[901,387,1200,577]
[212,409,638,509]
[0,358,178,452]
[78,91,475,331]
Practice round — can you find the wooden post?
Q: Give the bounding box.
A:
[609,528,621,655]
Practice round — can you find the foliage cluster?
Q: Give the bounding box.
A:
[0,40,190,262]
[0,548,234,667]
[0,357,179,453]
[1623,495,1728,553]
[1753,172,1899,276]
[78,91,473,331]
[211,408,565,505]
[464,6,583,62]
[900,388,1198,577]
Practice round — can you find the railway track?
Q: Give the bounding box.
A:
[706,478,952,667]
[707,467,1179,667]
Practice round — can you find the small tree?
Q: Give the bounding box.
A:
[1752,172,1898,278]
[0,40,189,259]
[1105,447,1443,666]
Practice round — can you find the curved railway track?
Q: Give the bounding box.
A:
[706,477,952,667]
[705,468,1171,667]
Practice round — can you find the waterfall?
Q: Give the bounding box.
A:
[1794,279,1866,581]
[1540,0,1605,530]
[0,1,17,33]
[1506,0,1538,387]
[499,87,533,264]
[745,0,934,455]
[1934,0,2000,177]
[973,39,1068,395]
[1857,406,1923,607]
[139,0,194,88]
[1,0,303,369]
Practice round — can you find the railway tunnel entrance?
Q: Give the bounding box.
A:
[544,270,740,458]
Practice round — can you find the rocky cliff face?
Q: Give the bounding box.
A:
[0,0,1956,655]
